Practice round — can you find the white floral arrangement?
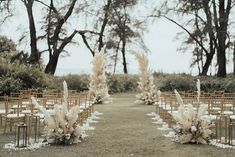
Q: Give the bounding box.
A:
[31,81,84,145]
[89,48,111,104]
[173,89,213,144]
[135,53,157,105]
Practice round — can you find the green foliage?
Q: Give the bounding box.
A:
[0,63,51,95]
[59,74,90,92]
[154,73,195,92]
[107,74,138,93]
[154,72,235,93]
[49,74,138,94]
[1,63,235,96]
[0,77,22,95]
[0,63,10,77]
[224,79,235,93]
[11,65,47,89]
[0,36,16,53]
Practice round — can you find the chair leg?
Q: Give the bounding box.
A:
[4,118,8,134]
[10,119,13,132]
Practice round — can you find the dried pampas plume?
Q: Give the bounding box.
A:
[173,89,212,144]
[174,89,184,106]
[135,53,157,105]
[63,80,68,112]
[197,79,200,103]
[89,48,111,104]
[31,81,83,145]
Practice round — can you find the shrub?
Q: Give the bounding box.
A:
[155,73,195,92]
[107,74,138,94]
[0,77,22,95]
[62,74,90,92]
[225,79,235,93]
[11,65,47,89]
[0,63,50,95]
[0,63,10,77]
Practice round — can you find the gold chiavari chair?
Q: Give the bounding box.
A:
[222,97,234,115]
[0,96,6,126]
[210,98,224,115]
[213,91,224,98]
[3,96,25,133]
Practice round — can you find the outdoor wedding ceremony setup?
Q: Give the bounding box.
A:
[1,0,235,157]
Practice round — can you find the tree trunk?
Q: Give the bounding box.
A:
[233,41,235,76]
[44,53,59,75]
[121,41,128,74]
[200,52,214,76]
[216,0,231,77]
[98,0,112,52]
[113,40,121,74]
[25,0,39,64]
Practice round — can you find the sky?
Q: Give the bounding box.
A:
[0,1,233,76]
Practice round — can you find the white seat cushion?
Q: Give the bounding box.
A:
[230,115,235,120]
[12,105,27,109]
[21,110,32,114]
[211,107,221,110]
[223,111,234,115]
[224,104,233,107]
[22,101,31,105]
[200,115,217,121]
[0,109,5,114]
[7,114,25,118]
[34,113,45,118]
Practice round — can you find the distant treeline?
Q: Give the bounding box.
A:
[1,63,235,95]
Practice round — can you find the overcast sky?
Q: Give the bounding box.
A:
[0,1,233,76]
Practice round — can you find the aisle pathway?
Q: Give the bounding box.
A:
[1,93,235,157]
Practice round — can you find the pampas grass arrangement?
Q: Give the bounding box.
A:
[173,89,212,144]
[89,48,111,104]
[135,53,157,105]
[31,81,83,145]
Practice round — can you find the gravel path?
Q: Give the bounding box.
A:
[0,93,235,157]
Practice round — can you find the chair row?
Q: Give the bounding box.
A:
[0,91,95,134]
[155,92,235,127]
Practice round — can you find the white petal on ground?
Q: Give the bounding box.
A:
[3,139,48,151]
[146,112,157,116]
[93,111,103,116]
[210,140,235,149]
[164,131,176,138]
[157,123,172,131]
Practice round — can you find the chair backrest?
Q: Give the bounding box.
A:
[5,96,22,116]
[79,92,88,107]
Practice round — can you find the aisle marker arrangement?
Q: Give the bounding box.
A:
[135,53,157,105]
[3,81,103,150]
[89,48,111,104]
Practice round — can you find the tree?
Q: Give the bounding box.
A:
[0,0,40,65]
[107,0,147,74]
[0,0,14,25]
[153,0,235,77]
[22,0,39,64]
[215,0,232,77]
[77,0,148,74]
[233,40,235,76]
[38,0,78,74]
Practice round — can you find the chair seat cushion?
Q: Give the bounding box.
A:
[7,114,25,118]
[21,110,32,114]
[34,113,45,118]
[0,109,5,114]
